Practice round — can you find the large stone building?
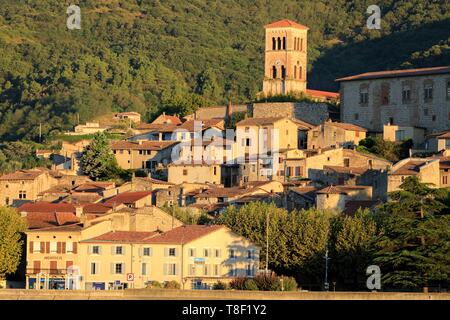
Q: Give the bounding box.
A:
[262,19,308,96]
[337,66,450,134]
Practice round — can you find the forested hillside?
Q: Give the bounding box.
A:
[0,0,449,142]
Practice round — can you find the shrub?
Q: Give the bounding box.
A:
[229,277,247,290]
[253,272,280,291]
[146,281,162,289]
[212,281,228,290]
[164,280,181,289]
[243,279,259,291]
[279,276,298,291]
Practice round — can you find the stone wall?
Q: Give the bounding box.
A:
[252,102,332,125]
[1,289,449,300]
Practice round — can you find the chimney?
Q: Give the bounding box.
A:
[75,206,83,218]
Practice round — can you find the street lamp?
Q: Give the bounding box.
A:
[265,210,269,273]
[324,245,330,291]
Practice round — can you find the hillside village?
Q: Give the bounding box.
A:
[1,19,450,292]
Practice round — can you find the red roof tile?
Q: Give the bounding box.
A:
[103,191,152,206]
[84,231,159,243]
[179,119,224,132]
[306,89,339,99]
[152,113,182,125]
[324,121,368,132]
[0,169,46,181]
[82,203,112,214]
[317,185,371,195]
[25,212,80,230]
[265,19,309,30]
[18,202,76,213]
[336,66,450,82]
[110,140,179,151]
[143,225,225,244]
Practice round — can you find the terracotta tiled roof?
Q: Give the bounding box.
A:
[82,203,112,214]
[25,212,80,230]
[135,177,175,185]
[0,169,46,181]
[305,89,339,99]
[179,119,224,132]
[317,185,371,195]
[343,200,382,216]
[265,19,309,30]
[437,131,450,139]
[391,160,429,175]
[66,192,103,205]
[110,140,179,150]
[104,191,152,206]
[18,202,76,213]
[73,182,115,193]
[143,225,225,244]
[336,66,450,82]
[135,123,180,132]
[152,114,182,125]
[325,121,368,132]
[83,231,159,243]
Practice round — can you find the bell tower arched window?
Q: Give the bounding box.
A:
[277,37,281,50]
[281,66,286,79]
[272,37,276,50]
[294,66,297,79]
[282,37,286,50]
[272,66,277,79]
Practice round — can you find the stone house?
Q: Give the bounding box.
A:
[167,163,221,185]
[337,66,450,134]
[307,120,368,150]
[387,157,440,192]
[383,124,426,147]
[315,185,373,212]
[114,112,142,124]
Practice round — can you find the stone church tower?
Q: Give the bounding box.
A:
[262,19,308,97]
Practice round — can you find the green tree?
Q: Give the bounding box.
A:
[330,209,380,290]
[79,133,121,181]
[0,207,27,280]
[374,177,450,290]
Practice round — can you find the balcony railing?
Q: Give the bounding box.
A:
[26,268,70,275]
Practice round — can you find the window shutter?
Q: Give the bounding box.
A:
[122,263,125,274]
[149,248,153,256]
[218,249,222,258]
[88,245,92,254]
[111,246,115,255]
[174,264,178,275]
[73,242,77,254]
[138,248,142,257]
[163,263,168,275]
[164,248,169,257]
[98,246,102,255]
[62,242,66,254]
[29,241,33,254]
[45,242,50,254]
[122,246,126,255]
[40,242,45,253]
[57,242,62,254]
[110,263,115,274]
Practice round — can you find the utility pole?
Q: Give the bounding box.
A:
[265,210,269,273]
[324,244,330,291]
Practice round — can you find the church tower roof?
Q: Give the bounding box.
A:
[264,19,309,30]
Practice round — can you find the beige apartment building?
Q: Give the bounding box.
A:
[24,207,184,290]
[80,225,260,290]
[337,66,450,134]
[167,163,221,185]
[114,112,142,124]
[0,168,58,206]
[110,140,179,170]
[307,120,367,149]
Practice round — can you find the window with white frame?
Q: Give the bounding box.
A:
[168,248,176,257]
[215,249,221,258]
[214,264,220,276]
[91,245,100,255]
[143,247,152,257]
[33,241,41,253]
[229,249,236,259]
[246,264,254,277]
[166,263,177,275]
[50,242,57,253]
[66,242,74,253]
[188,248,196,257]
[115,246,123,255]
[114,263,124,274]
[141,263,148,276]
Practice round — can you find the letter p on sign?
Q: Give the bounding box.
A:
[366,265,381,290]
